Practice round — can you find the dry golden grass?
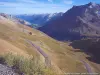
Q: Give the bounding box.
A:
[0,53,56,75]
[0,17,93,74]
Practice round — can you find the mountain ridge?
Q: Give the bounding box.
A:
[15,13,63,27]
[39,2,100,41]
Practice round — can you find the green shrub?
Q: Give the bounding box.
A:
[0,53,56,75]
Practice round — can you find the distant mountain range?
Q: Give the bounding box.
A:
[2,2,100,41]
[39,2,100,41]
[15,13,63,28]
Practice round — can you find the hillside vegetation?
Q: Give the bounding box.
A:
[0,53,55,75]
[0,14,99,74]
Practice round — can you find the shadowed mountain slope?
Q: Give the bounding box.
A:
[39,2,100,41]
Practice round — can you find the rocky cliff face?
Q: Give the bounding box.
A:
[39,2,100,40]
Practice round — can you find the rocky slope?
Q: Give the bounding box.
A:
[0,64,17,75]
[39,2,100,41]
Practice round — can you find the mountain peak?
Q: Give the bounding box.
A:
[39,2,100,40]
[87,2,97,6]
[88,2,95,5]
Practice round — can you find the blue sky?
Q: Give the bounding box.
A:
[0,0,100,14]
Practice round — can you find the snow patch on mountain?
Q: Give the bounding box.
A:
[15,13,63,27]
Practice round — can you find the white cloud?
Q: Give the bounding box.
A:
[63,0,73,4]
[0,0,72,14]
[48,0,53,2]
[20,0,37,4]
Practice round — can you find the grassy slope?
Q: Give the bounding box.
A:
[0,17,87,74]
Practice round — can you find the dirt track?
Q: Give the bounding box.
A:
[25,39,51,67]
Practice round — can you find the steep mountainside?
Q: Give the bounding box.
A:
[1,13,97,73]
[15,13,63,27]
[39,2,100,40]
